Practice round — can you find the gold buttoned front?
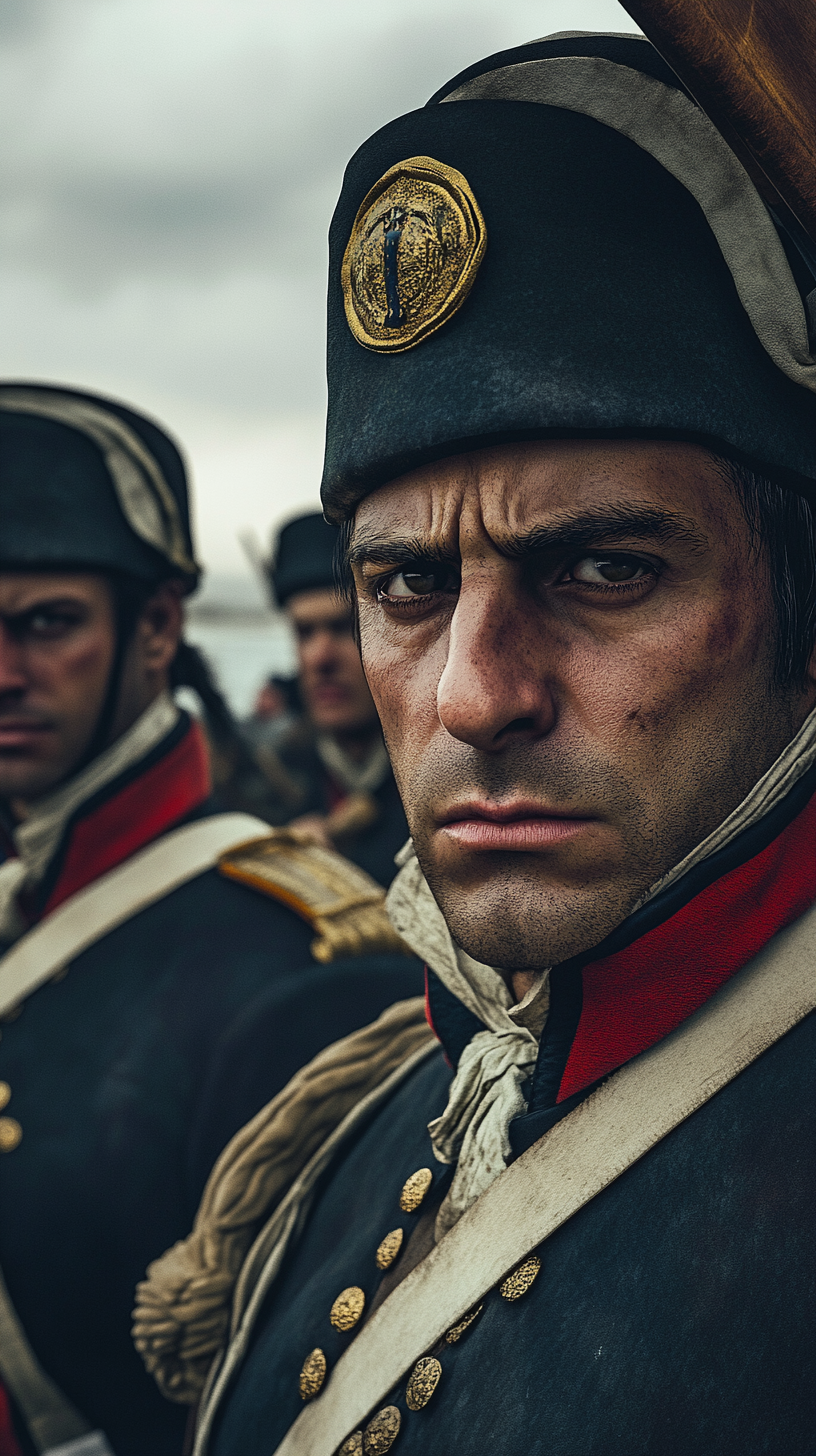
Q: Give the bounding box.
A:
[0,1081,10,1111]
[399,1167,432,1214]
[445,1303,483,1343]
[330,1286,366,1332]
[375,1228,404,1271]
[363,1405,401,1454]
[338,1433,363,1455]
[0,1116,22,1153]
[299,1348,327,1401]
[405,1356,441,1411]
[499,1254,541,1301]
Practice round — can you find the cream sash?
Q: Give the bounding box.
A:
[271,899,816,1456]
[0,813,269,1019]
[0,811,270,1452]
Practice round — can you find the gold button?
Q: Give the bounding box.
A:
[0,1082,10,1112]
[375,1228,404,1271]
[363,1406,401,1454]
[299,1348,327,1401]
[0,1117,22,1153]
[499,1254,541,1301]
[405,1355,441,1411]
[338,1434,363,1455]
[445,1303,483,1343]
[330,1286,366,1332]
[399,1167,433,1214]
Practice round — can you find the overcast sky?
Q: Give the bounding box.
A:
[0,0,639,584]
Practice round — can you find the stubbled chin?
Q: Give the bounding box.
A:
[424,865,646,971]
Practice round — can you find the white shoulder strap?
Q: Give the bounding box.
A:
[273,898,816,1456]
[0,813,270,1020]
[0,811,268,1452]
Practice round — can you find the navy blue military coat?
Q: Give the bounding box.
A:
[0,718,422,1455]
[208,996,816,1456]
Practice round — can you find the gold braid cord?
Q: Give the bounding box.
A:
[217,831,411,963]
[132,998,433,1404]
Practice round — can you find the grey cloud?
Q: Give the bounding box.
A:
[0,0,638,423]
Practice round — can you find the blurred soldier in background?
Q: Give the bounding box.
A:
[255,512,409,886]
[0,385,421,1456]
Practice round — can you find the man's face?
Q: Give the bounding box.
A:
[350,439,816,971]
[0,573,117,802]
[287,587,378,735]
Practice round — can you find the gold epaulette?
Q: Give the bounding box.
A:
[218,830,410,963]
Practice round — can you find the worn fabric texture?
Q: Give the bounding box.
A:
[387,703,816,1234]
[204,1014,816,1456]
[0,730,423,1456]
[321,34,816,523]
[132,998,434,1403]
[0,382,199,585]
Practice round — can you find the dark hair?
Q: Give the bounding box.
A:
[334,458,816,690]
[110,573,246,754]
[722,460,816,688]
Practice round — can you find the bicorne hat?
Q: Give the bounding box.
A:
[0,382,200,589]
[268,511,340,608]
[320,33,816,524]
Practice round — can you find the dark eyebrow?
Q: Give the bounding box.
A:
[0,597,87,627]
[346,534,460,570]
[347,505,707,568]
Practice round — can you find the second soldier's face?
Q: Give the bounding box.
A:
[350,438,816,971]
[0,573,117,802]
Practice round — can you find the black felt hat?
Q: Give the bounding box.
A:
[321,33,816,524]
[0,382,200,589]
[269,511,340,608]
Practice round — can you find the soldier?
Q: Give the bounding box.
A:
[253,512,410,885]
[0,384,421,1456]
[136,23,816,1456]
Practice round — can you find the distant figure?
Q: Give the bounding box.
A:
[244,673,300,751]
[263,512,409,886]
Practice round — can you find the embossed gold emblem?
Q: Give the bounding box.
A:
[499,1254,542,1301]
[375,1227,404,1270]
[338,1433,363,1456]
[330,1285,366,1332]
[0,1116,22,1153]
[405,1355,442,1411]
[445,1303,484,1343]
[0,1082,10,1112]
[363,1405,401,1453]
[341,156,486,353]
[299,1347,327,1401]
[399,1166,433,1214]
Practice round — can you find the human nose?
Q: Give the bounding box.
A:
[0,623,28,698]
[435,578,557,751]
[304,629,340,674]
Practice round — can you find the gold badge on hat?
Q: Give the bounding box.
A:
[341,155,486,353]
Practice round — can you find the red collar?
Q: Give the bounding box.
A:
[557,788,816,1101]
[40,717,211,919]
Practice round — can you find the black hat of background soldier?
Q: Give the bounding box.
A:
[321,33,816,525]
[269,512,340,609]
[0,382,200,590]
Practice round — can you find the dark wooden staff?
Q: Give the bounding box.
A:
[618,0,816,246]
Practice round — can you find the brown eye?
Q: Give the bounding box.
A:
[570,554,650,585]
[381,567,452,599]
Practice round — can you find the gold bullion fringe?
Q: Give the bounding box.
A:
[217,830,412,962]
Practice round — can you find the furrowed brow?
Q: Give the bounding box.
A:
[499,505,707,559]
[346,533,458,570]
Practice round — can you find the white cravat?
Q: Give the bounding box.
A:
[0,693,179,946]
[387,703,816,1238]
